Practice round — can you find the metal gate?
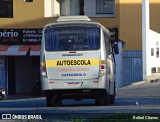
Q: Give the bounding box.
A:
[123,50,143,86]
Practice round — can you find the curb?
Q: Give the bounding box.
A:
[131,81,147,86]
[131,79,160,86]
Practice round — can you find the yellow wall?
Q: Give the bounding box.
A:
[119,0,160,50]
[0,0,119,29]
[1,0,160,51]
[150,0,160,33]
[0,0,55,28]
[119,0,142,50]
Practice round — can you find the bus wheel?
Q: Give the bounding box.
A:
[102,92,110,106]
[95,96,103,106]
[110,95,115,104]
[53,95,62,107]
[46,93,53,107]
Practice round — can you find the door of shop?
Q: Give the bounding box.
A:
[8,57,16,95]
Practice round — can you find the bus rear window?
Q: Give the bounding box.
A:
[45,26,100,51]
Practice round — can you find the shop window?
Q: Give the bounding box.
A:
[0,0,13,18]
[60,0,84,15]
[96,0,115,15]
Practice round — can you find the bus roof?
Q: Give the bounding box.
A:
[44,16,111,36]
[56,16,91,22]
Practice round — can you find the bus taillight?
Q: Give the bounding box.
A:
[100,60,105,69]
[100,65,105,69]
[41,61,47,77]
[41,66,46,71]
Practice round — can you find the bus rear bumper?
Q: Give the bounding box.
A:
[41,76,107,90]
[45,89,106,99]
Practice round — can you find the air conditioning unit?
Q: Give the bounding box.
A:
[56,16,91,22]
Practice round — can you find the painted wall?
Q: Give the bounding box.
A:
[145,30,160,79]
[119,0,160,50]
[0,0,160,51]
[119,0,142,50]
[0,0,119,29]
[0,0,56,28]
[142,0,160,81]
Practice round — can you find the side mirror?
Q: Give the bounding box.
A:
[113,42,119,54]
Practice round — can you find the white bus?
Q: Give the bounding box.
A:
[40,16,119,107]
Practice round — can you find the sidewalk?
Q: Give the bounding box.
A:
[116,80,160,98]
[6,93,45,101]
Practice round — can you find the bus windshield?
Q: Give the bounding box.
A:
[45,26,100,51]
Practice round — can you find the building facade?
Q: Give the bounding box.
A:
[0,0,160,94]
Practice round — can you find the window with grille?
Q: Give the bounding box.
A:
[24,0,33,2]
[96,0,114,15]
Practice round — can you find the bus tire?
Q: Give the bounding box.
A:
[110,95,115,104]
[53,95,62,107]
[95,96,103,106]
[46,94,53,107]
[102,92,110,106]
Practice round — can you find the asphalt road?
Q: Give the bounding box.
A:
[0,81,160,121]
[0,97,160,121]
[0,97,160,113]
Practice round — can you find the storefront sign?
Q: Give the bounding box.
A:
[0,29,42,44]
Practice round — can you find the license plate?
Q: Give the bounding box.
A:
[2,91,5,94]
[67,82,80,87]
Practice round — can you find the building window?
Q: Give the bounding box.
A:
[0,0,13,18]
[151,67,156,73]
[60,0,84,16]
[156,48,159,58]
[96,0,114,14]
[151,48,154,56]
[157,67,160,73]
[24,0,33,2]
